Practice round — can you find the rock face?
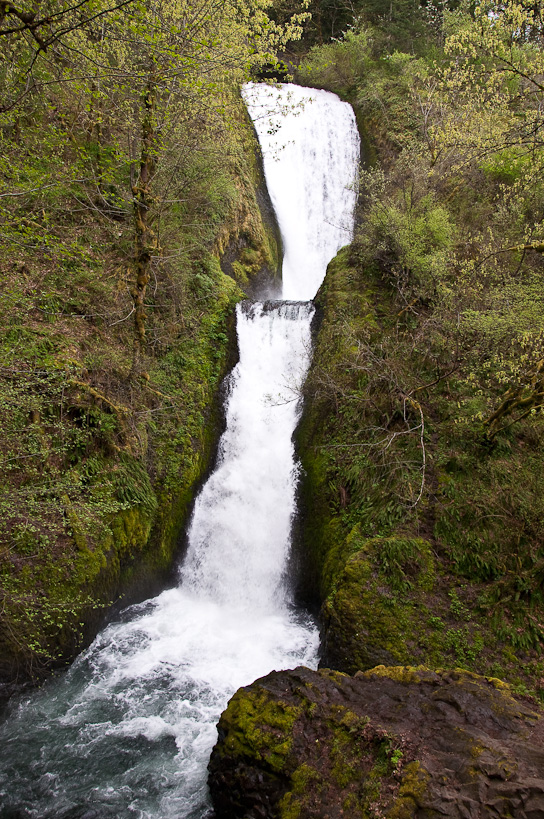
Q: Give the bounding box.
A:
[320,535,437,675]
[208,665,544,819]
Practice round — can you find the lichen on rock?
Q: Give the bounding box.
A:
[209,665,544,819]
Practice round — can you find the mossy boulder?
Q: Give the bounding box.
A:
[322,534,437,674]
[209,665,544,819]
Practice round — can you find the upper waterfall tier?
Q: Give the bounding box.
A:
[242,83,360,301]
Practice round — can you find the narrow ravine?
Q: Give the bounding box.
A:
[0,84,359,819]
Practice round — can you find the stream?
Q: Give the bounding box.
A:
[0,83,359,819]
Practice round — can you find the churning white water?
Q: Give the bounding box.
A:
[0,85,359,819]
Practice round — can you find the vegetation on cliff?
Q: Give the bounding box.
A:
[0,0,305,684]
[296,0,544,700]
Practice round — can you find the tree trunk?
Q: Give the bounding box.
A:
[483,360,544,440]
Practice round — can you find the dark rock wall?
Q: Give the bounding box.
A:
[209,665,544,819]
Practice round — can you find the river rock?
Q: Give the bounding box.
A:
[208,665,544,818]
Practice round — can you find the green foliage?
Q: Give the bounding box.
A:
[443,627,483,666]
[448,589,471,621]
[111,455,158,516]
[359,182,454,298]
[296,2,544,707]
[479,148,532,184]
[0,0,297,678]
[299,27,374,93]
[376,538,435,592]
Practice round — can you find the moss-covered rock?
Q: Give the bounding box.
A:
[295,246,383,606]
[216,107,282,299]
[322,535,436,674]
[209,665,544,819]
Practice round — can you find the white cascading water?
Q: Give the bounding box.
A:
[0,84,359,819]
[242,83,359,299]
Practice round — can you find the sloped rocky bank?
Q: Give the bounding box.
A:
[209,664,544,818]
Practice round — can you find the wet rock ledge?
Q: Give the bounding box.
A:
[208,665,544,818]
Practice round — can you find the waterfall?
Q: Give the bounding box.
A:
[242,83,359,298]
[0,84,359,819]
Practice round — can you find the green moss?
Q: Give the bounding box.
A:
[364,666,430,685]
[231,260,250,285]
[322,537,440,674]
[218,689,301,773]
[485,675,512,692]
[388,762,430,818]
[279,764,323,819]
[62,494,88,552]
[275,702,403,818]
